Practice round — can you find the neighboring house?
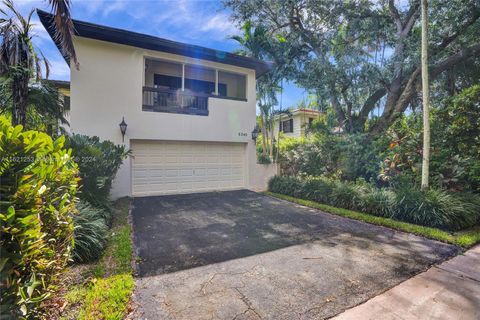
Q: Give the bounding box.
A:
[38,10,276,198]
[273,108,321,138]
[46,79,71,133]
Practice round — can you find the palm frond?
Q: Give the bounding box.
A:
[48,0,78,69]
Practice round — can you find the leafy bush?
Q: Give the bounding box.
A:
[0,116,78,318]
[72,202,110,263]
[278,132,382,182]
[268,175,303,198]
[66,135,129,211]
[268,175,480,230]
[391,187,480,230]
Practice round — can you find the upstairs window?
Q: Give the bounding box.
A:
[280,119,293,133]
[218,70,247,100]
[143,58,248,115]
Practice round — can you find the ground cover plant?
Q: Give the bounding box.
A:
[44,198,134,320]
[268,175,480,231]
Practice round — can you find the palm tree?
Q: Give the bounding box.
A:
[0,0,49,126]
[231,22,277,158]
[48,0,78,69]
[420,0,430,191]
[230,21,268,59]
[0,0,69,129]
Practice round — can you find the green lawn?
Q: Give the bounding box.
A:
[60,198,134,320]
[266,192,480,248]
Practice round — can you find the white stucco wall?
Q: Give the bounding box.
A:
[70,37,273,198]
[273,113,309,138]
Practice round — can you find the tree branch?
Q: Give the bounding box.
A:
[431,43,480,78]
[388,0,403,33]
[432,9,480,55]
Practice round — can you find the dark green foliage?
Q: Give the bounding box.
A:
[341,134,383,182]
[72,202,110,263]
[391,187,480,231]
[267,175,303,198]
[279,132,382,182]
[226,0,480,133]
[65,134,129,211]
[379,85,480,192]
[268,175,480,231]
[0,116,78,318]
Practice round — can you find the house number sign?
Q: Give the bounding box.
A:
[238,132,248,137]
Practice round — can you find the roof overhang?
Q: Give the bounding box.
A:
[37,9,273,78]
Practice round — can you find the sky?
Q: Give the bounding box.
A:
[13,0,306,109]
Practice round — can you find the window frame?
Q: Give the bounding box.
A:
[143,57,248,103]
[280,118,294,133]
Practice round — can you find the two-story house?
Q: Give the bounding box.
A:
[273,108,321,138]
[38,10,276,198]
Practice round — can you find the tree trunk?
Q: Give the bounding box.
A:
[276,114,281,162]
[269,121,274,160]
[261,116,268,156]
[420,0,430,191]
[11,73,29,127]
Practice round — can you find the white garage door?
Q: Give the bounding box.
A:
[131,140,246,196]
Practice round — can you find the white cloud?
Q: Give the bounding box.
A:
[103,0,127,16]
[200,13,238,35]
[75,0,104,16]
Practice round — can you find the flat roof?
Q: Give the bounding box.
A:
[37,10,272,77]
[44,79,70,89]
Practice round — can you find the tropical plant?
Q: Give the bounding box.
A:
[0,0,50,126]
[0,116,78,318]
[230,21,284,161]
[72,201,110,263]
[66,134,130,210]
[47,0,78,69]
[268,175,480,230]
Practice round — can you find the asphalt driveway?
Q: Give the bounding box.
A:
[132,190,459,319]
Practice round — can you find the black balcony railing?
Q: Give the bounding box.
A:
[142,86,209,116]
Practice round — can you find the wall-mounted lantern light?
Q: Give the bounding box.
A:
[119,117,128,142]
[251,124,260,141]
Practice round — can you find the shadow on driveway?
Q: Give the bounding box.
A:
[131,190,458,278]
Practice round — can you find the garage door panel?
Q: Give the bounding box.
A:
[132,141,246,196]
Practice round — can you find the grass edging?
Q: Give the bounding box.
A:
[60,198,135,320]
[265,192,480,248]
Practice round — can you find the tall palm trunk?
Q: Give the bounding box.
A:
[269,113,274,160]
[276,114,281,162]
[260,115,268,156]
[11,71,29,127]
[421,0,430,191]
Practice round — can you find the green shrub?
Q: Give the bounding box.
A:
[268,175,480,231]
[72,202,110,263]
[299,178,334,203]
[66,135,129,211]
[268,175,302,197]
[391,187,480,230]
[358,186,395,217]
[0,116,78,318]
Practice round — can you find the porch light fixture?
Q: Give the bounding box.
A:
[251,124,260,141]
[119,117,128,142]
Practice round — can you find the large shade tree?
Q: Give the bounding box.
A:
[224,0,480,134]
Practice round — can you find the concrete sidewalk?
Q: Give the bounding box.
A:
[334,245,480,320]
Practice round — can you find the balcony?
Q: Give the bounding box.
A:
[142,86,209,116]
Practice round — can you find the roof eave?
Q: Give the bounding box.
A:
[36,9,272,77]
